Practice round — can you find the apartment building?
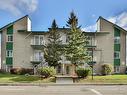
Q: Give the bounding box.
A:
[0,15,127,75]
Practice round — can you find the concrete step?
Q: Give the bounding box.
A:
[55,75,78,84]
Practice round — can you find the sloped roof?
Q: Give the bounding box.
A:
[97,16,127,33]
[0,15,28,31]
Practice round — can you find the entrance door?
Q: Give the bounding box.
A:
[66,65,70,75]
[114,66,120,73]
[57,65,61,74]
[56,65,71,75]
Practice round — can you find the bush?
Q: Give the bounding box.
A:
[37,67,56,78]
[76,67,91,78]
[0,69,6,74]
[10,68,34,75]
[10,68,17,74]
[101,64,113,75]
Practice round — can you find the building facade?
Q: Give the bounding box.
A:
[0,15,127,75]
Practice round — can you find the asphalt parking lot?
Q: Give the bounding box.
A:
[0,85,126,95]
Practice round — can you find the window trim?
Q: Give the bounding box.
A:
[114,51,120,59]
[114,37,120,44]
[6,50,13,57]
[7,34,13,42]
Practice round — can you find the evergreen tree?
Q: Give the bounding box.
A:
[65,11,90,66]
[44,19,62,68]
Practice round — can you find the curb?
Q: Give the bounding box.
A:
[0,83,127,86]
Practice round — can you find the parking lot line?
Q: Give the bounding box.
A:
[90,89,103,95]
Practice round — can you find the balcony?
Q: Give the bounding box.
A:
[30,56,43,64]
[30,39,45,49]
[85,40,97,48]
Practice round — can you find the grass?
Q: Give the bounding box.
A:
[0,73,127,84]
[0,73,55,83]
[79,75,127,84]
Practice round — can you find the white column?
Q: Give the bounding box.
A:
[62,64,65,75]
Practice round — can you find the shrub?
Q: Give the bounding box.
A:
[76,67,91,78]
[10,68,17,74]
[101,64,113,75]
[10,68,34,75]
[0,69,6,74]
[37,67,56,78]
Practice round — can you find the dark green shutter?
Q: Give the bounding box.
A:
[6,25,13,65]
[114,27,120,66]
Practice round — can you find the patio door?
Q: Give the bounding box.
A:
[34,35,39,45]
[34,50,43,61]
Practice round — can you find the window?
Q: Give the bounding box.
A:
[114,66,120,73]
[6,50,13,57]
[34,35,44,45]
[87,51,92,56]
[114,51,120,59]
[86,36,93,46]
[114,37,120,44]
[34,50,43,61]
[7,35,13,42]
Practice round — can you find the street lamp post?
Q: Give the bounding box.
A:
[91,47,94,80]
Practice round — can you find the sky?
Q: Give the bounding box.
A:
[0,0,127,32]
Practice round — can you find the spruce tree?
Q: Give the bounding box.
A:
[65,11,90,66]
[44,19,62,68]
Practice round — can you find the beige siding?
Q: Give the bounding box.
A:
[13,17,33,68]
[13,33,33,68]
[94,18,114,74]
[97,19,114,64]
[120,31,126,73]
[95,18,127,74]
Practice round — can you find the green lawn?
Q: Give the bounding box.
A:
[0,73,55,83]
[79,75,127,84]
[0,73,127,84]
